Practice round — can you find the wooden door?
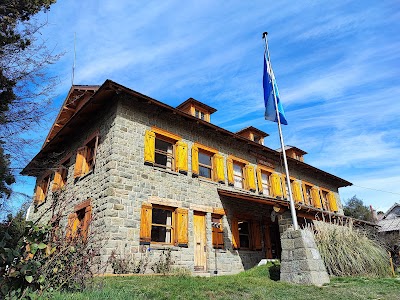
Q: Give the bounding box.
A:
[193,212,207,271]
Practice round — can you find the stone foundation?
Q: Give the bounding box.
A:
[280,229,329,286]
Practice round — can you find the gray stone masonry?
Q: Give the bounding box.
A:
[280,229,330,286]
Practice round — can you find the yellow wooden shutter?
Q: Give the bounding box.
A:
[245,165,256,191]
[140,203,152,244]
[256,167,263,194]
[52,169,62,191]
[328,192,339,212]
[191,146,199,176]
[213,154,225,183]
[74,147,86,178]
[176,141,188,173]
[227,158,234,185]
[292,181,302,203]
[176,208,188,246]
[231,217,239,249]
[311,187,322,208]
[251,221,262,250]
[82,205,92,242]
[66,213,78,240]
[34,184,44,205]
[144,130,155,164]
[271,173,283,197]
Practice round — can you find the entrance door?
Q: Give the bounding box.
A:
[193,212,207,271]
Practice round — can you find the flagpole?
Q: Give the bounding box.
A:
[262,32,299,231]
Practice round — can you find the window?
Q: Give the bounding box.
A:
[231,218,262,250]
[74,134,99,178]
[151,207,174,243]
[140,203,188,246]
[144,128,188,174]
[238,220,250,249]
[52,158,70,191]
[257,167,272,196]
[233,162,245,188]
[212,214,224,249]
[198,151,212,179]
[34,175,50,205]
[320,190,330,211]
[195,109,205,120]
[155,138,174,170]
[253,135,261,144]
[66,200,92,242]
[303,184,313,206]
[192,143,224,182]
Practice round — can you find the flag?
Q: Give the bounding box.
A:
[263,52,288,125]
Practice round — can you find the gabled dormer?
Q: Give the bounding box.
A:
[236,126,269,145]
[277,145,307,162]
[176,98,217,123]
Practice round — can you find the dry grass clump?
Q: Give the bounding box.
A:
[310,220,390,277]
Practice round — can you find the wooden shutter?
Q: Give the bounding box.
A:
[328,192,339,212]
[81,205,92,242]
[139,203,152,244]
[256,167,263,194]
[271,173,283,197]
[34,184,44,205]
[175,208,188,247]
[213,154,225,183]
[227,158,234,186]
[91,135,99,169]
[144,130,155,164]
[264,223,273,259]
[251,221,262,250]
[52,169,62,191]
[74,147,87,178]
[66,213,78,240]
[176,141,188,174]
[212,215,224,249]
[191,146,199,176]
[231,217,239,249]
[311,187,322,208]
[245,165,256,191]
[292,181,302,203]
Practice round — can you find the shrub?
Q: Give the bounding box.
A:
[310,220,391,277]
[107,249,149,274]
[151,249,174,275]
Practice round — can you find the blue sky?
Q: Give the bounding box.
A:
[12,0,400,213]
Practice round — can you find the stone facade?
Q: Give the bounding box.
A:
[25,82,350,275]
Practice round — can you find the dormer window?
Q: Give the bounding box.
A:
[176,98,217,123]
[236,126,268,145]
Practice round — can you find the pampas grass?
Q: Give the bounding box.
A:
[309,220,390,277]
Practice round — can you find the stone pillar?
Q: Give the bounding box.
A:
[280,229,330,286]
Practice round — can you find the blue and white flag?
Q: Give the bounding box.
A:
[263,52,288,125]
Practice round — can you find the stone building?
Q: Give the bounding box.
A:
[22,80,352,275]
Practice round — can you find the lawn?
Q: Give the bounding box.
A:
[50,266,400,300]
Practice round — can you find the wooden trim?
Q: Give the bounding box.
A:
[74,199,91,212]
[151,126,181,141]
[193,142,218,154]
[83,130,100,146]
[213,207,226,215]
[228,155,249,165]
[256,164,274,173]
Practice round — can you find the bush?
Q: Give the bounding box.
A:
[310,220,391,277]
[107,249,149,274]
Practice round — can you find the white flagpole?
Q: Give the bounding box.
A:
[263,32,299,231]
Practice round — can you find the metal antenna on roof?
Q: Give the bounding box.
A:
[71,32,76,85]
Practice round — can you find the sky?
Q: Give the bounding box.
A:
[11,0,400,213]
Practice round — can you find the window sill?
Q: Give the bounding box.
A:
[74,169,94,183]
[152,166,180,176]
[198,177,219,185]
[148,244,181,251]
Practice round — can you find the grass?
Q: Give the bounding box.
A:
[48,265,400,300]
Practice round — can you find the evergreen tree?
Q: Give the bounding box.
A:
[343,195,373,222]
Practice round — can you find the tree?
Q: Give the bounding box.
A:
[0,0,58,199]
[343,195,374,222]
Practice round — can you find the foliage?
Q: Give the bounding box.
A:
[343,196,374,222]
[50,270,400,300]
[310,220,390,277]
[0,0,58,199]
[107,249,149,274]
[151,249,174,275]
[0,191,101,299]
[0,206,27,250]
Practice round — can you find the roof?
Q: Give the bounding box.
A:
[236,126,269,138]
[377,202,400,232]
[276,145,308,155]
[176,97,217,114]
[21,79,352,188]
